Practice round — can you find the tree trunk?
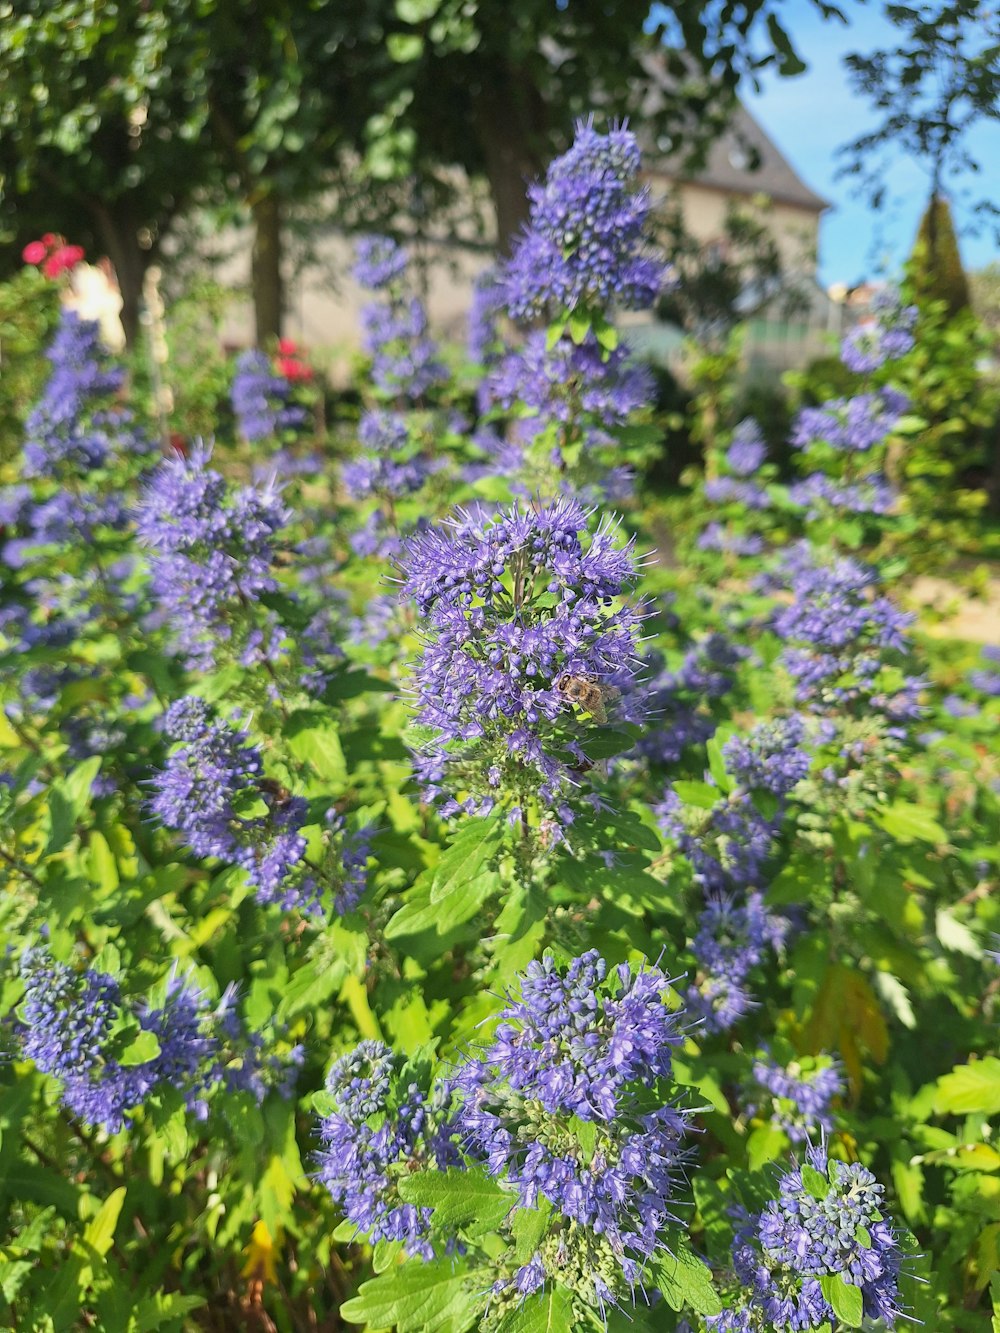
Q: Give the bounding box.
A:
[89,203,147,348]
[252,193,284,343]
[469,74,548,253]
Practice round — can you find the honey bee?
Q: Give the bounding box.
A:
[259,777,292,805]
[555,673,621,725]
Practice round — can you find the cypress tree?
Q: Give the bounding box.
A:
[910,194,971,318]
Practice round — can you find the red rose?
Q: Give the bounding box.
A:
[42,244,85,278]
[41,233,57,246]
[21,240,47,265]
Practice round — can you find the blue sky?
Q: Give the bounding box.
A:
[738,5,1000,285]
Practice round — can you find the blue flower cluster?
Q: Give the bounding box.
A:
[22,310,144,479]
[726,419,768,477]
[772,547,921,724]
[684,892,788,1032]
[632,633,747,767]
[502,119,668,322]
[723,717,812,795]
[656,790,777,892]
[398,498,646,821]
[840,290,917,374]
[456,951,691,1297]
[316,1040,460,1259]
[355,235,447,401]
[231,349,308,443]
[137,445,289,670]
[150,697,370,916]
[745,1053,845,1143]
[791,389,909,454]
[20,948,215,1131]
[787,471,897,517]
[19,947,299,1132]
[488,331,653,460]
[711,1145,903,1330]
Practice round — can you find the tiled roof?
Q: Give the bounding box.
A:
[634,51,830,213]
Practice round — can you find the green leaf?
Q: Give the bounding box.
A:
[673,780,718,810]
[878,802,947,845]
[385,866,495,940]
[286,711,346,783]
[935,908,983,958]
[82,1186,126,1257]
[801,1164,830,1200]
[45,755,102,854]
[510,1200,552,1264]
[495,1286,574,1332]
[654,1243,722,1316]
[132,1293,206,1332]
[746,1123,786,1172]
[934,1057,1000,1116]
[398,1167,513,1237]
[819,1273,863,1327]
[340,1261,480,1330]
[429,818,502,905]
[387,32,424,61]
[706,735,732,793]
[545,320,566,351]
[568,311,591,344]
[118,1029,161,1066]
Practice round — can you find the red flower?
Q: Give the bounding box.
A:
[277,338,298,355]
[42,244,85,278]
[22,240,47,266]
[277,357,313,382]
[41,233,57,247]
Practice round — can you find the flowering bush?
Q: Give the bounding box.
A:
[0,120,998,1333]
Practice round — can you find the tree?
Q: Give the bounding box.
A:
[0,0,211,345]
[352,0,851,251]
[1,0,850,343]
[839,2,1000,233]
[910,194,971,317]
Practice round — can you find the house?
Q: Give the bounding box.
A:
[216,96,832,378]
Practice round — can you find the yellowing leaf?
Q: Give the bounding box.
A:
[241,1220,278,1284]
[82,1186,126,1257]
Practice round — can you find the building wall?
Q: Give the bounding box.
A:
[213,179,825,381]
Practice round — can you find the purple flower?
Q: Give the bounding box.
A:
[502,118,671,321]
[23,310,147,479]
[704,476,770,510]
[683,891,787,1033]
[398,499,647,818]
[136,445,289,670]
[355,237,447,401]
[712,1145,904,1330]
[697,523,765,556]
[231,350,308,443]
[455,952,693,1279]
[354,235,408,290]
[18,947,220,1132]
[150,697,320,912]
[723,717,811,795]
[726,420,767,476]
[656,790,777,892]
[316,1041,460,1258]
[791,389,909,453]
[360,296,448,400]
[745,1053,845,1142]
[840,293,916,374]
[968,646,1000,697]
[488,331,653,434]
[468,266,505,364]
[787,472,897,516]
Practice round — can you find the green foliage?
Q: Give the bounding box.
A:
[911,194,972,319]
